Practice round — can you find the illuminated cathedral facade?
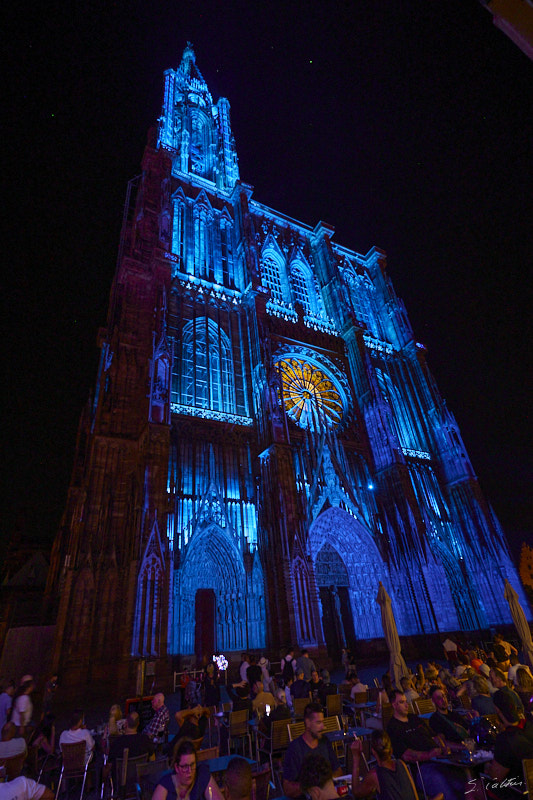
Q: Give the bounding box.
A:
[46,45,529,690]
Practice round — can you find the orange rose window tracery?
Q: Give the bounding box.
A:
[276,357,344,429]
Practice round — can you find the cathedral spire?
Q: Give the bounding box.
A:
[157,44,240,188]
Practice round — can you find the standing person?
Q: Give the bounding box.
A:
[178,669,191,709]
[281,649,296,684]
[203,662,221,708]
[282,702,341,798]
[11,678,34,738]
[258,657,272,693]
[0,680,15,729]
[152,737,224,800]
[295,650,316,683]
[239,654,250,684]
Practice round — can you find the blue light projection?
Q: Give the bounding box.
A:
[143,44,532,660]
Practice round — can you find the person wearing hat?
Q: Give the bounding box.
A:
[258,656,272,692]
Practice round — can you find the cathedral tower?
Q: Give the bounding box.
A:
[46,45,529,692]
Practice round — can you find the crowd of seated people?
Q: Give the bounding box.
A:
[1,637,532,800]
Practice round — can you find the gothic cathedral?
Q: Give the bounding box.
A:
[46,45,529,691]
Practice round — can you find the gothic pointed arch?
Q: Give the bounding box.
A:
[309,506,386,640]
[132,519,166,657]
[260,238,289,305]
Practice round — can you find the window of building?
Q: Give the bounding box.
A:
[180,318,235,413]
[261,253,284,303]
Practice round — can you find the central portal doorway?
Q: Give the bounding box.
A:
[194,588,216,662]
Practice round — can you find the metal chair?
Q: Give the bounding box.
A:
[287,721,305,741]
[325,694,341,717]
[523,758,533,794]
[251,764,272,800]
[257,720,289,792]
[227,709,252,757]
[292,698,310,719]
[381,703,394,729]
[413,698,435,715]
[114,749,149,800]
[197,746,219,762]
[0,752,26,781]
[56,741,91,800]
[135,758,169,800]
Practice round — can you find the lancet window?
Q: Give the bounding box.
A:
[291,265,311,313]
[261,253,284,304]
[132,552,163,657]
[172,200,186,268]
[180,318,235,413]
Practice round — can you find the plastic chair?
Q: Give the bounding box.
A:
[56,741,91,800]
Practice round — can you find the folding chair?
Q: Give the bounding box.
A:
[56,741,91,800]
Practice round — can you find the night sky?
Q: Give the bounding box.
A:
[4,1,532,563]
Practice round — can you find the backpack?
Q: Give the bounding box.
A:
[282,657,294,684]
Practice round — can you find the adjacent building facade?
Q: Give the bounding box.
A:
[46,45,530,690]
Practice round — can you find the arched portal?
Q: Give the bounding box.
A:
[309,507,387,643]
[172,523,265,657]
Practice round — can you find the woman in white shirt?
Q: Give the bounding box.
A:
[11,679,34,737]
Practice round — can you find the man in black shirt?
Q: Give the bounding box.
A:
[428,686,469,748]
[291,669,310,700]
[387,690,465,800]
[282,702,340,798]
[107,712,154,769]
